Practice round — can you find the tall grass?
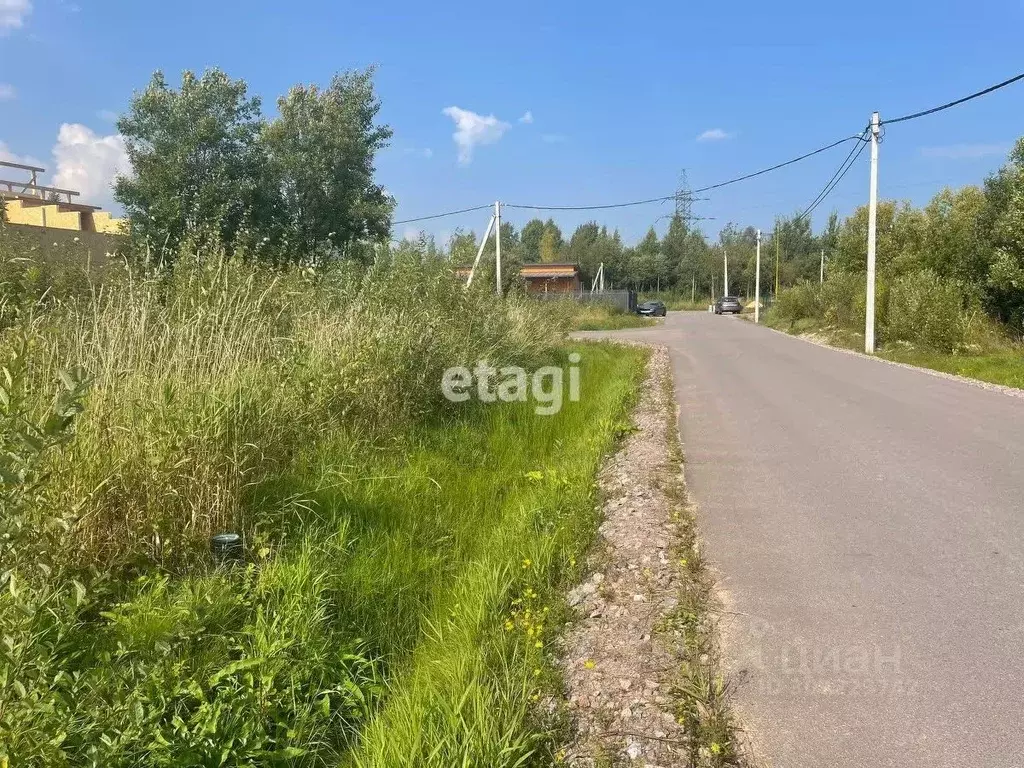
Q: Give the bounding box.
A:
[0,242,646,766]
[563,301,655,331]
[13,252,559,569]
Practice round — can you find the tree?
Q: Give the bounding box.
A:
[539,219,563,263]
[447,229,478,264]
[116,68,393,266]
[519,219,545,263]
[624,227,666,290]
[565,222,602,281]
[263,69,394,265]
[594,228,627,288]
[774,214,817,284]
[661,214,689,282]
[921,186,992,286]
[116,69,273,258]
[832,201,926,277]
[717,223,757,296]
[985,138,1024,326]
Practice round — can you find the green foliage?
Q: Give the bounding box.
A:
[819,271,867,331]
[115,67,392,266]
[518,219,545,264]
[832,201,927,277]
[886,269,969,353]
[986,137,1024,327]
[116,69,274,259]
[0,236,646,765]
[565,302,655,330]
[769,282,822,327]
[263,70,393,265]
[881,348,1024,389]
[538,219,563,263]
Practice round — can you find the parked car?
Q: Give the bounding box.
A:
[637,300,667,317]
[714,296,743,314]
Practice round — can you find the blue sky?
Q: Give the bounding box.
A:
[2,0,1022,245]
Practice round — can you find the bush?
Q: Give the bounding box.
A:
[885,269,968,352]
[769,282,822,326]
[820,271,867,331]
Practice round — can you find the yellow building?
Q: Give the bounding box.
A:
[1,159,126,235]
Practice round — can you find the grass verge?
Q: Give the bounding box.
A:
[2,320,647,766]
[876,348,1024,390]
[656,360,744,766]
[566,303,656,331]
[638,293,712,312]
[766,319,1024,392]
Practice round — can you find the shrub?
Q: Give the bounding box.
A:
[770,282,822,326]
[885,269,968,352]
[820,271,866,331]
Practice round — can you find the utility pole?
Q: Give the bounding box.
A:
[723,248,729,297]
[820,249,825,284]
[494,201,502,296]
[755,229,762,324]
[865,112,880,353]
[691,274,695,304]
[774,228,780,296]
[465,214,496,288]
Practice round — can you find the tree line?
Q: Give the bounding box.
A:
[108,67,1024,330]
[410,138,1024,330]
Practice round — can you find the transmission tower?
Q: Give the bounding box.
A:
[674,170,694,221]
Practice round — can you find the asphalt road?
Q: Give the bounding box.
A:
[581,312,1024,767]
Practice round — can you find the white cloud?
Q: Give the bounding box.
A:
[0,0,31,32]
[96,109,119,123]
[696,128,733,142]
[0,83,15,101]
[920,143,1008,160]
[541,133,566,144]
[51,123,130,208]
[442,106,510,165]
[0,139,42,167]
[402,227,420,242]
[422,147,433,159]
[518,110,534,125]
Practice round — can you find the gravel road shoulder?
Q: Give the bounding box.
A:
[557,344,743,767]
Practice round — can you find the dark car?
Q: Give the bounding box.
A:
[637,300,667,317]
[714,296,743,314]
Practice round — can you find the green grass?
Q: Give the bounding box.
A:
[565,302,656,331]
[767,313,1024,391]
[879,348,1024,390]
[0,244,647,766]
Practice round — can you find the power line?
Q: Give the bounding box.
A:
[503,194,677,212]
[690,135,865,194]
[391,72,1024,228]
[882,72,1024,125]
[797,130,870,221]
[392,204,493,225]
[503,134,865,212]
